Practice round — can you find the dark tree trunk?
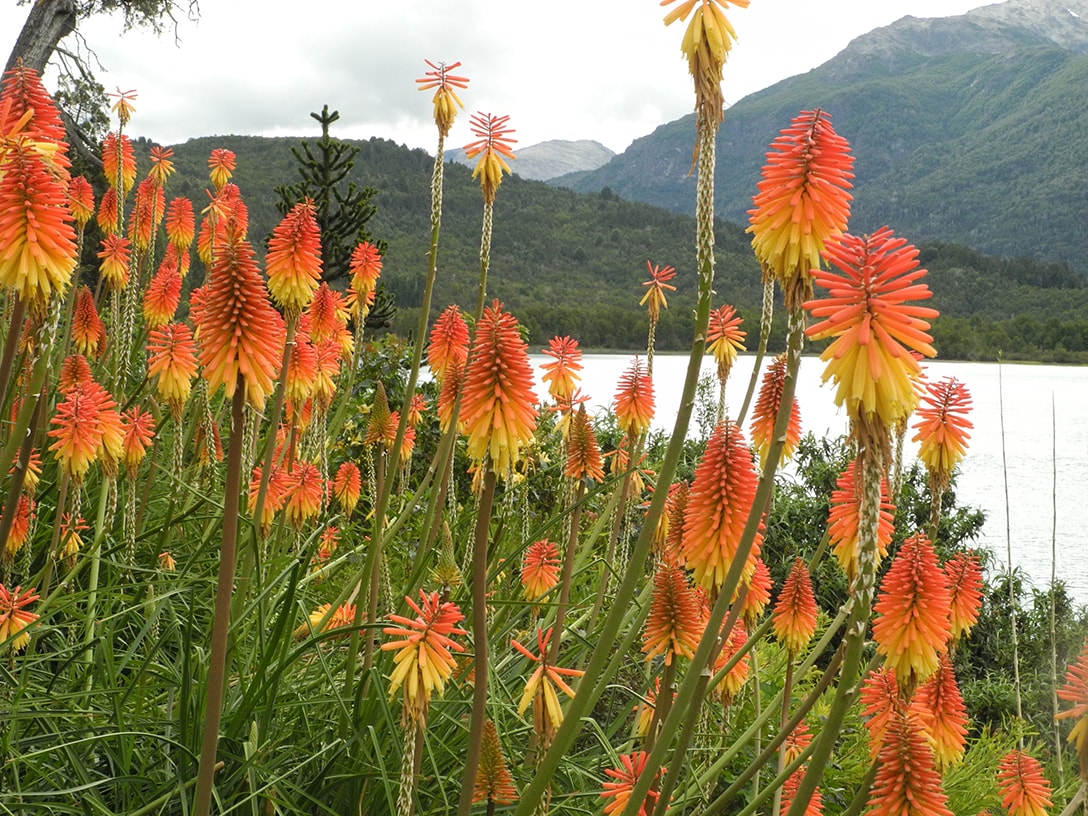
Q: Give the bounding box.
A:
[5,0,78,74]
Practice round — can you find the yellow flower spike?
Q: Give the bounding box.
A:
[416,59,470,138]
[464,112,517,205]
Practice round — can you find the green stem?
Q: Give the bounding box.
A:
[736,278,774,426]
[80,475,114,686]
[458,468,497,816]
[548,479,585,665]
[193,382,247,816]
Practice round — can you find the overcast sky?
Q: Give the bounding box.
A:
[3,0,995,154]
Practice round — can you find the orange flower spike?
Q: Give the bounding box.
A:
[381,590,467,718]
[464,112,517,205]
[643,562,704,665]
[867,708,954,816]
[772,558,818,655]
[416,59,470,138]
[165,196,195,250]
[348,240,383,317]
[294,602,358,639]
[266,199,323,316]
[96,187,120,235]
[102,131,136,195]
[0,584,40,653]
[58,353,93,393]
[911,654,967,769]
[997,750,1053,816]
[248,465,289,534]
[749,352,802,466]
[521,539,561,601]
[48,383,106,483]
[565,404,606,483]
[601,751,662,816]
[512,627,585,735]
[661,0,750,129]
[681,421,760,591]
[97,233,131,291]
[706,304,746,382]
[332,461,362,516]
[748,109,854,309]
[460,300,538,475]
[283,461,324,530]
[541,335,583,401]
[805,227,939,429]
[1056,641,1088,771]
[68,176,95,229]
[783,720,814,765]
[284,333,317,408]
[71,286,106,358]
[120,406,155,477]
[427,304,470,383]
[912,376,973,490]
[407,394,427,428]
[944,551,983,644]
[872,532,953,688]
[472,719,517,807]
[207,148,236,192]
[11,450,42,495]
[826,459,895,580]
[143,263,183,327]
[147,323,199,414]
[0,140,78,305]
[59,513,89,559]
[190,220,286,410]
[128,177,164,252]
[148,145,174,187]
[109,87,137,128]
[614,356,655,439]
[436,362,463,433]
[4,494,33,560]
[780,769,824,816]
[308,283,346,344]
[640,261,677,323]
[860,667,902,759]
[1,63,68,147]
[740,556,772,626]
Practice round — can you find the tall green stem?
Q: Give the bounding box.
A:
[193,382,247,816]
[458,468,497,816]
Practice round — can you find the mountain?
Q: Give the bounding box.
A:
[552,0,1088,273]
[446,139,614,181]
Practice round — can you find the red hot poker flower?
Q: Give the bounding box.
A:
[348,240,382,318]
[102,131,136,195]
[266,199,323,316]
[0,584,40,653]
[872,532,952,689]
[521,539,561,601]
[640,261,677,323]
[97,233,131,291]
[416,59,470,138]
[749,352,801,466]
[805,227,938,431]
[1056,641,1088,774]
[464,112,516,205]
[747,109,854,310]
[71,286,106,358]
[566,404,605,483]
[866,707,954,816]
[614,356,655,440]
[68,175,95,229]
[912,376,973,492]
[643,562,705,665]
[826,459,895,581]
[541,335,582,401]
[332,461,362,517]
[147,322,199,416]
[207,148,236,191]
[427,304,469,384]
[473,719,516,807]
[148,145,174,187]
[512,628,584,743]
[772,558,818,655]
[910,654,967,770]
[997,750,1053,816]
[600,751,662,816]
[459,300,538,475]
[143,263,183,328]
[706,304,745,382]
[944,551,983,645]
[165,196,195,250]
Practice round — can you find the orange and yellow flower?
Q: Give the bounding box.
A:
[464,112,516,205]
[71,286,106,358]
[913,375,973,491]
[706,304,745,382]
[749,353,801,466]
[148,145,174,187]
[165,196,195,250]
[143,263,183,327]
[332,461,362,517]
[806,227,938,430]
[741,556,772,626]
[521,539,561,601]
[283,462,324,530]
[427,304,469,383]
[997,750,1053,816]
[640,261,677,323]
[58,353,92,392]
[748,109,854,310]
[1,62,68,150]
[207,148,235,191]
[68,175,95,228]
[1056,641,1088,774]
[944,551,983,645]
[4,494,33,560]
[108,87,136,128]
[460,300,538,475]
[121,406,156,478]
[541,335,583,401]
[307,282,347,344]
[266,199,323,316]
[190,219,285,410]
[128,176,164,251]
[713,620,751,704]
[860,667,901,759]
[565,404,605,483]
[866,707,953,816]
[601,751,662,816]
[97,233,131,290]
[614,357,655,440]
[772,558,818,655]
[348,240,382,318]
[643,562,705,665]
[680,421,760,591]
[382,590,467,721]
[147,322,199,415]
[47,378,123,483]
[911,654,967,769]
[102,131,136,195]
[416,59,470,138]
[512,627,584,742]
[872,532,952,688]
[0,584,39,653]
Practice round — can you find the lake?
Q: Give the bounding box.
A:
[530,353,1088,604]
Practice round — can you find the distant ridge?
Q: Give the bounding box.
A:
[551,0,1088,273]
[446,138,614,181]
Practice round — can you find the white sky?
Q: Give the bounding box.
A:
[2,0,995,153]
